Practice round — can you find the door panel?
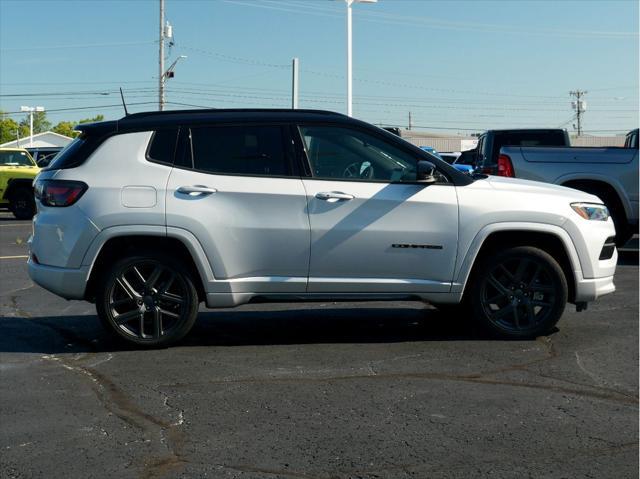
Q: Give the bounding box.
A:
[165,123,309,294]
[303,179,459,293]
[166,169,310,292]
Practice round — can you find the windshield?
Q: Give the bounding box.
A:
[0,150,35,167]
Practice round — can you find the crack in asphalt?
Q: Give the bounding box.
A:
[29,315,189,479]
[41,354,189,479]
[164,370,637,405]
[6,296,31,319]
[7,310,638,478]
[154,336,636,407]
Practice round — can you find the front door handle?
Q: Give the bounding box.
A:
[315,191,355,201]
[177,185,218,196]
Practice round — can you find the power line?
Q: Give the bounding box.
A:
[0,41,155,52]
[225,0,638,39]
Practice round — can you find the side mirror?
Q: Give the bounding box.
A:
[417,160,437,183]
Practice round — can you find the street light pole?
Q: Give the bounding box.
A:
[159,0,165,111]
[20,105,45,147]
[292,57,299,109]
[344,0,377,117]
[346,0,353,117]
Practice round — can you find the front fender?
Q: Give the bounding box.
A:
[452,222,582,296]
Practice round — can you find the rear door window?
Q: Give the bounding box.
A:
[147,128,179,165]
[187,125,289,177]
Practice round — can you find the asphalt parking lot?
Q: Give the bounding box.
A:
[1,209,638,479]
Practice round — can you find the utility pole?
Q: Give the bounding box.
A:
[159,0,165,111]
[408,111,412,130]
[291,57,299,109]
[570,90,587,136]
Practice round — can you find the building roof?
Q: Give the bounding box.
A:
[0,131,74,148]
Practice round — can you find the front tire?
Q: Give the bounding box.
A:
[469,246,567,339]
[96,253,199,347]
[9,187,36,220]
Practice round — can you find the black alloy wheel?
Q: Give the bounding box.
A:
[471,246,567,338]
[97,255,199,347]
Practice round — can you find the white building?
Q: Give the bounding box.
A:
[0,131,73,149]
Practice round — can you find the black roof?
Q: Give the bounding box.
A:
[122,108,345,120]
[119,108,348,128]
[76,108,350,133]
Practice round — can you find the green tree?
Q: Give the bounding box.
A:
[52,121,79,138]
[0,112,29,145]
[19,110,51,135]
[79,114,104,124]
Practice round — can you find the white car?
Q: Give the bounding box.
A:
[28,109,617,347]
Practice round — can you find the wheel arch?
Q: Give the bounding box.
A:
[83,228,214,302]
[455,224,580,304]
[557,174,631,222]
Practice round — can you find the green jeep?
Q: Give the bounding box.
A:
[0,148,40,219]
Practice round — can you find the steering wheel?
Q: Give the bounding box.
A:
[343,161,374,180]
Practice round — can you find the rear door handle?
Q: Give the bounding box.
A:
[315,191,355,201]
[177,185,218,195]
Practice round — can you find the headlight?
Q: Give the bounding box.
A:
[570,203,609,221]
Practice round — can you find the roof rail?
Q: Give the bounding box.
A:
[121,108,346,121]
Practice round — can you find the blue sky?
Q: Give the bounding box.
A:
[0,0,638,135]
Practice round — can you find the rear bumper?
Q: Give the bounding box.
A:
[27,258,89,300]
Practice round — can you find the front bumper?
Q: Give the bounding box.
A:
[28,258,89,300]
[574,274,616,303]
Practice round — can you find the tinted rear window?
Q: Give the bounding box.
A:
[46,137,86,170]
[147,128,179,165]
[492,131,567,162]
[188,125,288,176]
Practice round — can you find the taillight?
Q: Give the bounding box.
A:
[497,154,515,177]
[34,179,88,207]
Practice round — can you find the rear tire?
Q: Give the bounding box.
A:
[469,246,567,339]
[95,252,199,348]
[9,187,36,220]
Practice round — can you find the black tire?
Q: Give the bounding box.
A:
[469,246,567,339]
[95,253,199,348]
[9,187,36,220]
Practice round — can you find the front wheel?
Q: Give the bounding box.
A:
[96,254,199,347]
[9,187,36,220]
[469,246,567,339]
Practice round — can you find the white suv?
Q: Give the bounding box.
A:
[28,109,617,347]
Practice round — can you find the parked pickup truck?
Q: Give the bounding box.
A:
[456,128,570,172]
[498,128,639,246]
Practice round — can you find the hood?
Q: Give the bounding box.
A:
[483,175,601,203]
[0,164,40,177]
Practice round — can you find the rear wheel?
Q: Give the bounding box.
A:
[96,253,199,347]
[9,187,36,220]
[469,246,567,339]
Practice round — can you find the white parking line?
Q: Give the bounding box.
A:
[0,223,29,227]
[0,255,29,260]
